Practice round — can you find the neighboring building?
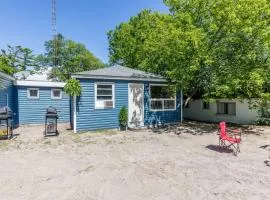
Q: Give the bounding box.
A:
[72,66,183,132]
[14,80,70,125]
[0,70,70,126]
[183,99,258,124]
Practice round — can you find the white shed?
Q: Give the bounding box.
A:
[183,99,258,125]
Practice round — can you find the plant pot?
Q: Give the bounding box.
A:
[120,125,127,131]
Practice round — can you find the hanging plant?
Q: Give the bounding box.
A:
[64,78,82,97]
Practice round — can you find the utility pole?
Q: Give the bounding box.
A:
[52,0,57,67]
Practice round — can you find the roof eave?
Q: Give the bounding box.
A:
[71,74,167,82]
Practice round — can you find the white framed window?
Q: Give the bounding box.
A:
[217,101,236,115]
[27,88,39,99]
[51,89,62,100]
[95,83,115,109]
[150,84,176,111]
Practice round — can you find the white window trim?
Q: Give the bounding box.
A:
[94,82,115,109]
[27,88,39,99]
[149,84,177,111]
[51,89,62,100]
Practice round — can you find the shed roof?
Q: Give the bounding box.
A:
[72,66,167,82]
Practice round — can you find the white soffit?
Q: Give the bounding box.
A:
[15,80,65,88]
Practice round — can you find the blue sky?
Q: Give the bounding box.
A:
[0,0,168,63]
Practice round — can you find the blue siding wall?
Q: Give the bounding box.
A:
[76,79,182,132]
[76,79,129,131]
[17,86,70,125]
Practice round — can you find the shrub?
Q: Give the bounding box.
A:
[256,118,270,126]
[119,106,128,128]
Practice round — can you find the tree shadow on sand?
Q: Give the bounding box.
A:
[151,121,218,135]
[151,120,267,136]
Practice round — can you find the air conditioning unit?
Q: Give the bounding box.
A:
[104,101,113,108]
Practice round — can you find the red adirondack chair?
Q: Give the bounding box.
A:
[219,122,241,155]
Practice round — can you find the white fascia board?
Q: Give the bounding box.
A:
[15,80,66,88]
[71,75,167,83]
[0,71,15,81]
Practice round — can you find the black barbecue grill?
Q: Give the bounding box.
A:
[0,106,13,139]
[44,106,59,136]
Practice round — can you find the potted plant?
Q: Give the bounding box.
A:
[119,106,128,131]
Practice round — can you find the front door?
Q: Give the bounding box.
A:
[128,83,144,128]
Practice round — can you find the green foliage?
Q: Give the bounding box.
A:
[255,93,270,125]
[119,106,128,127]
[0,56,14,75]
[38,34,105,81]
[0,45,36,72]
[108,0,270,101]
[64,78,82,97]
[256,118,270,126]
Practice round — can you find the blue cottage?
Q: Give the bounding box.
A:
[14,80,70,125]
[0,71,70,126]
[72,66,183,132]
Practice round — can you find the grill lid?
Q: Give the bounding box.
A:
[46,106,57,114]
[0,106,13,119]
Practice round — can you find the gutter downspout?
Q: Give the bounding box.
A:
[180,89,183,122]
[73,95,77,133]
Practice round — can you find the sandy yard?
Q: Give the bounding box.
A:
[0,122,269,200]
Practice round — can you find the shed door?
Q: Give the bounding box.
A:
[128,83,144,128]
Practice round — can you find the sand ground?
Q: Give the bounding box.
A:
[0,122,269,200]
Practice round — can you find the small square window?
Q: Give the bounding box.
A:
[203,101,210,110]
[51,89,62,100]
[27,88,39,99]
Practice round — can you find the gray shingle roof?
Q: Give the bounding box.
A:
[73,65,166,82]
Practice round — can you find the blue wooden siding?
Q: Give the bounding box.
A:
[16,86,70,125]
[76,79,129,131]
[76,79,182,132]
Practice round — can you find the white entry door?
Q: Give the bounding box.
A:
[128,83,144,128]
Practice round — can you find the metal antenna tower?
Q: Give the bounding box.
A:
[52,0,57,67]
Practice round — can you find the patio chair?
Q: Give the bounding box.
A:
[219,121,241,155]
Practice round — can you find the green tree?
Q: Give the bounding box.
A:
[0,56,14,75]
[38,34,105,81]
[1,45,36,72]
[108,0,270,101]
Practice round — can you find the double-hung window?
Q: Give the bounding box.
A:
[95,83,115,109]
[150,84,176,111]
[27,88,39,99]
